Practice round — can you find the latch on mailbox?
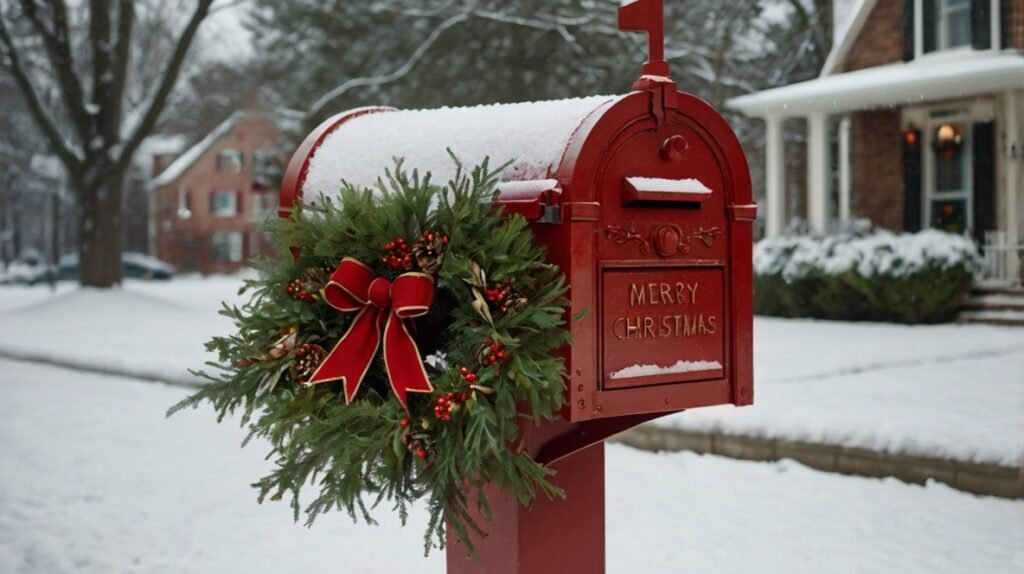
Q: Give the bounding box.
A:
[495,179,562,224]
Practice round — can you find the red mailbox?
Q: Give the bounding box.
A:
[281,1,753,571]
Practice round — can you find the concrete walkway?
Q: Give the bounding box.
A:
[613,426,1024,499]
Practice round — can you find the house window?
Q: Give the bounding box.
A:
[915,0,998,56]
[217,149,243,173]
[253,150,282,186]
[212,231,244,263]
[210,190,239,218]
[177,187,192,220]
[938,0,971,50]
[926,116,972,234]
[253,191,278,217]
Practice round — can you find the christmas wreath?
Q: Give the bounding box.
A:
[931,123,964,160]
[170,159,572,553]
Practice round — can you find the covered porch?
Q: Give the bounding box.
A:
[728,50,1024,284]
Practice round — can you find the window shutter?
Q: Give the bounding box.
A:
[972,121,995,243]
[971,0,992,49]
[184,189,192,212]
[922,0,937,53]
[902,0,916,60]
[209,191,215,214]
[236,190,244,215]
[903,129,923,232]
[1000,0,1011,49]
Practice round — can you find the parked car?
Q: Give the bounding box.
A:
[57,252,176,281]
[0,248,57,285]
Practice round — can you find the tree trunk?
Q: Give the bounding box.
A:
[76,167,125,287]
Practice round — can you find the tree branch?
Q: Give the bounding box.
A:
[307,9,471,118]
[19,0,91,143]
[0,9,82,170]
[88,0,113,149]
[106,0,133,144]
[116,0,213,171]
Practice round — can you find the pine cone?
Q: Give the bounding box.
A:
[292,343,327,385]
[300,267,331,293]
[412,232,447,275]
[502,293,528,316]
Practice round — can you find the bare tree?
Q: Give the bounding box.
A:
[0,0,216,286]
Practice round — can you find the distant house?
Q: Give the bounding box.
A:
[729,0,1023,284]
[124,134,188,255]
[147,109,298,274]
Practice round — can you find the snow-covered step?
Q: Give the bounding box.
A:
[961,294,1024,312]
[958,309,1024,327]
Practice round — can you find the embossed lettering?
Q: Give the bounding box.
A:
[630,284,646,307]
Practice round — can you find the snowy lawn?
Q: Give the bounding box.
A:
[0,275,247,383]
[1,359,1021,574]
[656,318,1024,466]
[1,276,1022,465]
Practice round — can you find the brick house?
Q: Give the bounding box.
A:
[730,0,1024,284]
[148,109,298,274]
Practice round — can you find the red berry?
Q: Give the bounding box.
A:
[466,373,476,383]
[399,417,409,428]
[415,448,426,459]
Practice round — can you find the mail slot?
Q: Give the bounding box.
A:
[280,22,754,428]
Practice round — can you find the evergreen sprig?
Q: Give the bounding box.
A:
[169,157,571,555]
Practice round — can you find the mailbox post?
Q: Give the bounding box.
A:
[280,1,754,571]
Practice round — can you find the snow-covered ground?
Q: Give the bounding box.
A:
[657,317,1024,466]
[0,276,246,383]
[0,276,1022,466]
[1,359,1021,574]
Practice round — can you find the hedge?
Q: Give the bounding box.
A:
[754,222,980,324]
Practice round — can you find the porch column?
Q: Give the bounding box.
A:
[764,115,786,237]
[838,115,852,225]
[1005,91,1021,284]
[806,112,829,234]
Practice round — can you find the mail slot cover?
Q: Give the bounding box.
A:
[602,267,725,389]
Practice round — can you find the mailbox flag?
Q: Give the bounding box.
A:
[617,0,668,77]
[618,0,660,32]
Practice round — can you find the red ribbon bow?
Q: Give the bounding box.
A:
[306,258,434,410]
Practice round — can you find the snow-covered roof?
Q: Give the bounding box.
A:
[820,0,876,77]
[148,111,247,190]
[134,134,188,174]
[138,134,188,158]
[728,51,1024,117]
[302,95,621,196]
[147,109,299,190]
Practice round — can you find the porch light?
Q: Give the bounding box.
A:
[936,123,961,145]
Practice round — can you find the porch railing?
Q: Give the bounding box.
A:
[982,231,1023,287]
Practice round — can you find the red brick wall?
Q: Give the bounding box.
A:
[843,0,905,72]
[1013,0,1024,50]
[153,113,283,275]
[851,109,906,231]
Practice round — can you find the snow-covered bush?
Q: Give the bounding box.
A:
[754,222,981,323]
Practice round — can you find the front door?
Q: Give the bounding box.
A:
[924,113,972,234]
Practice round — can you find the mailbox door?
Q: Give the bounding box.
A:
[558,91,754,422]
